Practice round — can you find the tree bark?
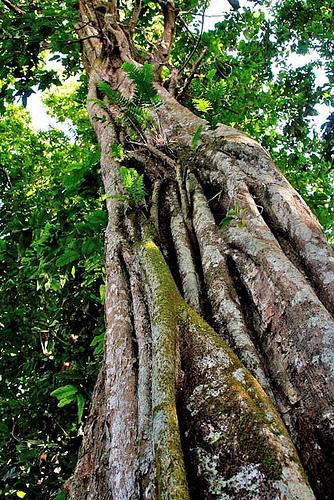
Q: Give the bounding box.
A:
[66,2,334,498]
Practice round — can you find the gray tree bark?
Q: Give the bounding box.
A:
[65,2,334,498]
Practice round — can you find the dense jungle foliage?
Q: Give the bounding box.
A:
[0,0,333,498]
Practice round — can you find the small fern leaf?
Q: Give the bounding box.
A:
[96,81,129,107]
[122,62,160,106]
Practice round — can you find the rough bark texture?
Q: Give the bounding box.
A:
[65,2,334,498]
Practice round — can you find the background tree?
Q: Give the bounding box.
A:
[0,1,333,499]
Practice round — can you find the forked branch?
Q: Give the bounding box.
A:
[177,46,208,99]
[151,0,178,71]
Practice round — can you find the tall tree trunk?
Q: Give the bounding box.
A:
[66,2,334,498]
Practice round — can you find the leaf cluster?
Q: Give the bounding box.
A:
[94,63,161,136]
[118,166,147,207]
[0,93,105,498]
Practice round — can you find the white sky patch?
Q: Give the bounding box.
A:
[26,88,67,132]
[203,0,248,31]
[26,56,76,137]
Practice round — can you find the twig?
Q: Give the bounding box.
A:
[2,0,24,15]
[67,35,103,45]
[208,190,223,203]
[129,141,177,169]
[177,15,197,40]
[11,419,21,442]
[181,11,227,18]
[178,0,208,75]
[74,20,95,32]
[177,47,208,99]
[220,104,239,114]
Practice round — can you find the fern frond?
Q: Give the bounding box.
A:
[125,104,152,126]
[90,98,108,109]
[191,124,204,151]
[119,166,146,206]
[122,62,160,107]
[96,81,129,107]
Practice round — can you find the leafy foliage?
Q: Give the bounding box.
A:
[192,98,213,114]
[50,385,85,423]
[122,62,161,107]
[219,202,247,229]
[119,166,147,207]
[176,2,333,243]
[95,63,161,136]
[0,89,105,498]
[110,143,124,159]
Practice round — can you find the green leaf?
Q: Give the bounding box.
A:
[119,167,146,206]
[82,238,99,256]
[16,492,26,498]
[110,143,124,159]
[99,284,105,302]
[50,278,61,292]
[85,209,108,229]
[76,393,85,423]
[51,384,78,400]
[193,98,213,114]
[191,124,204,151]
[56,250,80,267]
[58,395,77,408]
[90,98,108,109]
[207,69,216,81]
[90,332,105,356]
[219,216,235,228]
[54,491,67,500]
[96,82,128,107]
[62,170,85,190]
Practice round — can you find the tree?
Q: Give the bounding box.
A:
[0,1,333,498]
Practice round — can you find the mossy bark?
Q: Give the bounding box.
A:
[140,240,314,499]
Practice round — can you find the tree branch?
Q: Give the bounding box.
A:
[2,0,24,14]
[159,0,178,58]
[129,0,141,39]
[107,0,118,18]
[177,47,208,99]
[151,0,178,72]
[178,0,207,75]
[0,166,11,187]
